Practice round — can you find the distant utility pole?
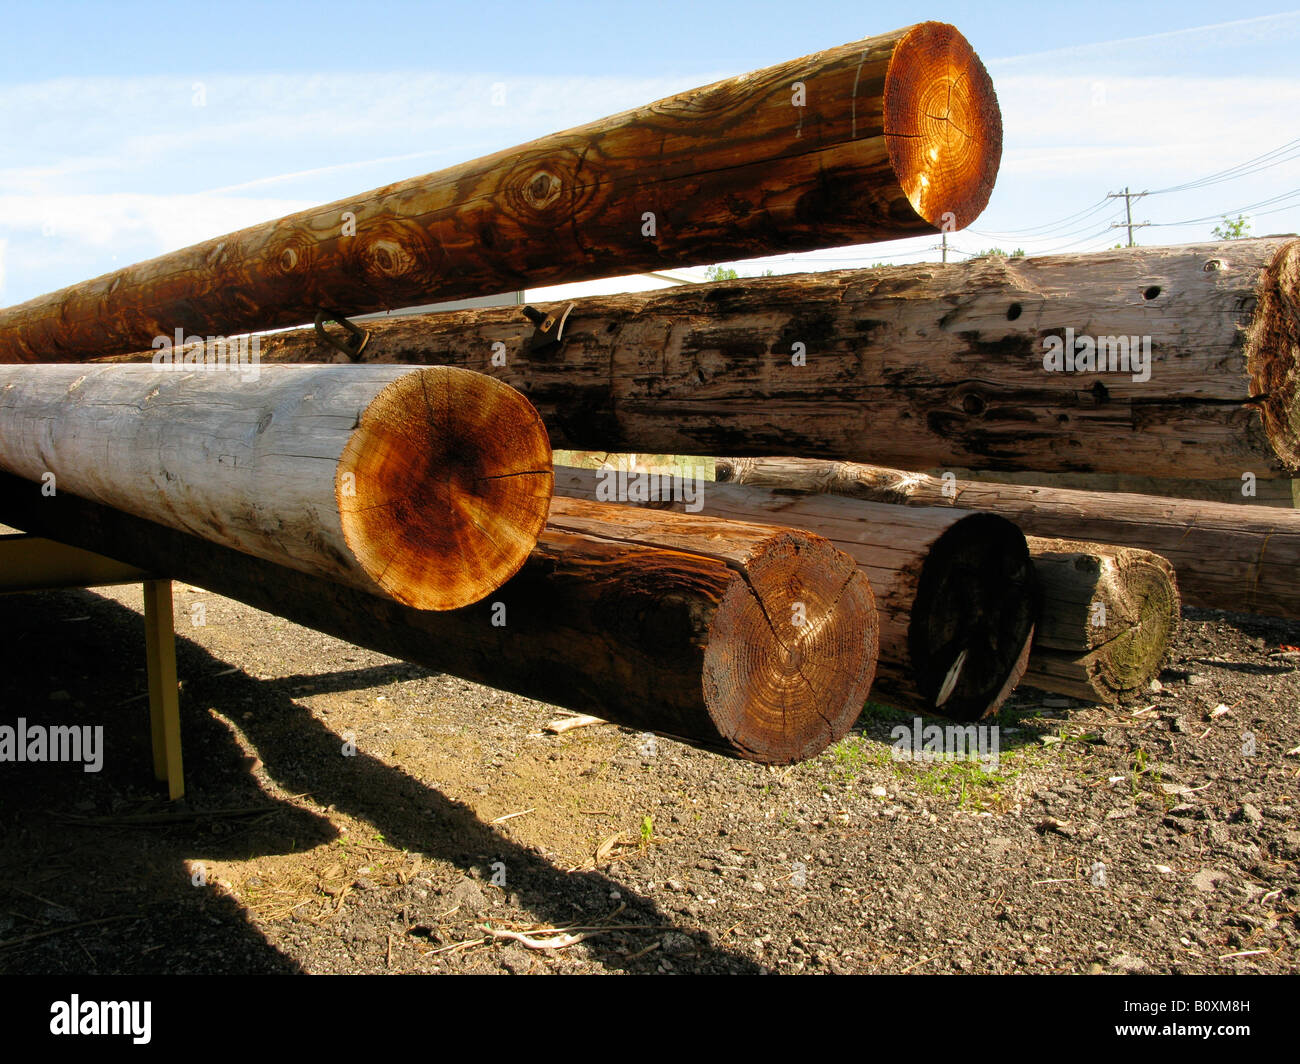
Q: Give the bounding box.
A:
[1107,187,1150,247]
[930,231,949,263]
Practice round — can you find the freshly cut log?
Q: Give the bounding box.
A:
[552,467,1036,720]
[0,365,553,610]
[0,476,879,765]
[717,455,1300,620]
[107,238,1300,479]
[1022,538,1179,704]
[0,21,1002,364]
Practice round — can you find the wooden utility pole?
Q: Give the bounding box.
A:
[118,238,1300,480]
[0,21,1002,365]
[0,365,553,610]
[1106,187,1149,246]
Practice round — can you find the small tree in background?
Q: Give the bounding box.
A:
[1212,215,1252,240]
[704,266,740,281]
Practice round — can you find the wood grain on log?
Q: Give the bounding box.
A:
[105,239,1300,479]
[552,467,1035,720]
[0,21,1001,364]
[717,455,1300,620]
[0,476,878,765]
[1022,538,1179,704]
[0,365,553,610]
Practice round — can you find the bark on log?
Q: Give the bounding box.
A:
[0,476,878,765]
[0,365,553,610]
[552,466,1036,720]
[717,455,1300,620]
[0,21,1001,364]
[100,238,1300,479]
[1021,538,1179,704]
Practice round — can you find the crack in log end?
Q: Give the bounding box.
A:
[336,367,552,611]
[907,513,1035,721]
[883,22,1001,230]
[702,532,878,764]
[1244,240,1300,470]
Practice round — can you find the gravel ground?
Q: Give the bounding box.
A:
[0,581,1296,975]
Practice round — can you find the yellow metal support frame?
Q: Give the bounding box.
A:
[0,533,184,799]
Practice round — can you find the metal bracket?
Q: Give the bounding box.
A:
[314,310,371,362]
[521,303,575,355]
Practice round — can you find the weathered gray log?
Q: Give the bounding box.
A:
[717,455,1300,620]
[0,475,878,765]
[0,21,1001,364]
[1023,538,1179,703]
[0,364,553,610]
[552,466,1036,720]
[94,238,1300,480]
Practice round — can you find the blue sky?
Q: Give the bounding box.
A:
[3,1,1299,305]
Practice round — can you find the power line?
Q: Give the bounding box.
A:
[1147,136,1300,196]
[971,136,1300,243]
[1147,187,1300,227]
[966,196,1112,238]
[1038,219,1126,255]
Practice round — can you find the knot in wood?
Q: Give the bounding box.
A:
[523,170,562,210]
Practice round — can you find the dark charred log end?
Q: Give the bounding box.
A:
[907,513,1036,721]
[883,21,1002,231]
[1245,240,1300,471]
[337,367,553,610]
[702,532,878,764]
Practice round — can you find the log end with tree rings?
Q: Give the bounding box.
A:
[907,512,1036,721]
[1025,540,1181,705]
[337,366,553,611]
[1080,551,1180,703]
[1246,238,1300,471]
[884,21,1002,231]
[702,531,878,764]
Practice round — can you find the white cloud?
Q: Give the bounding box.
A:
[990,10,1300,68]
[3,193,316,251]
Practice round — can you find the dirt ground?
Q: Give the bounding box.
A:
[0,578,1296,975]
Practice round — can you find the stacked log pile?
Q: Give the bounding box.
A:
[551,467,1035,720]
[0,21,1010,762]
[0,475,878,765]
[3,15,1291,772]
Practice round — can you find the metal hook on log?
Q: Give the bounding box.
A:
[313,311,370,361]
